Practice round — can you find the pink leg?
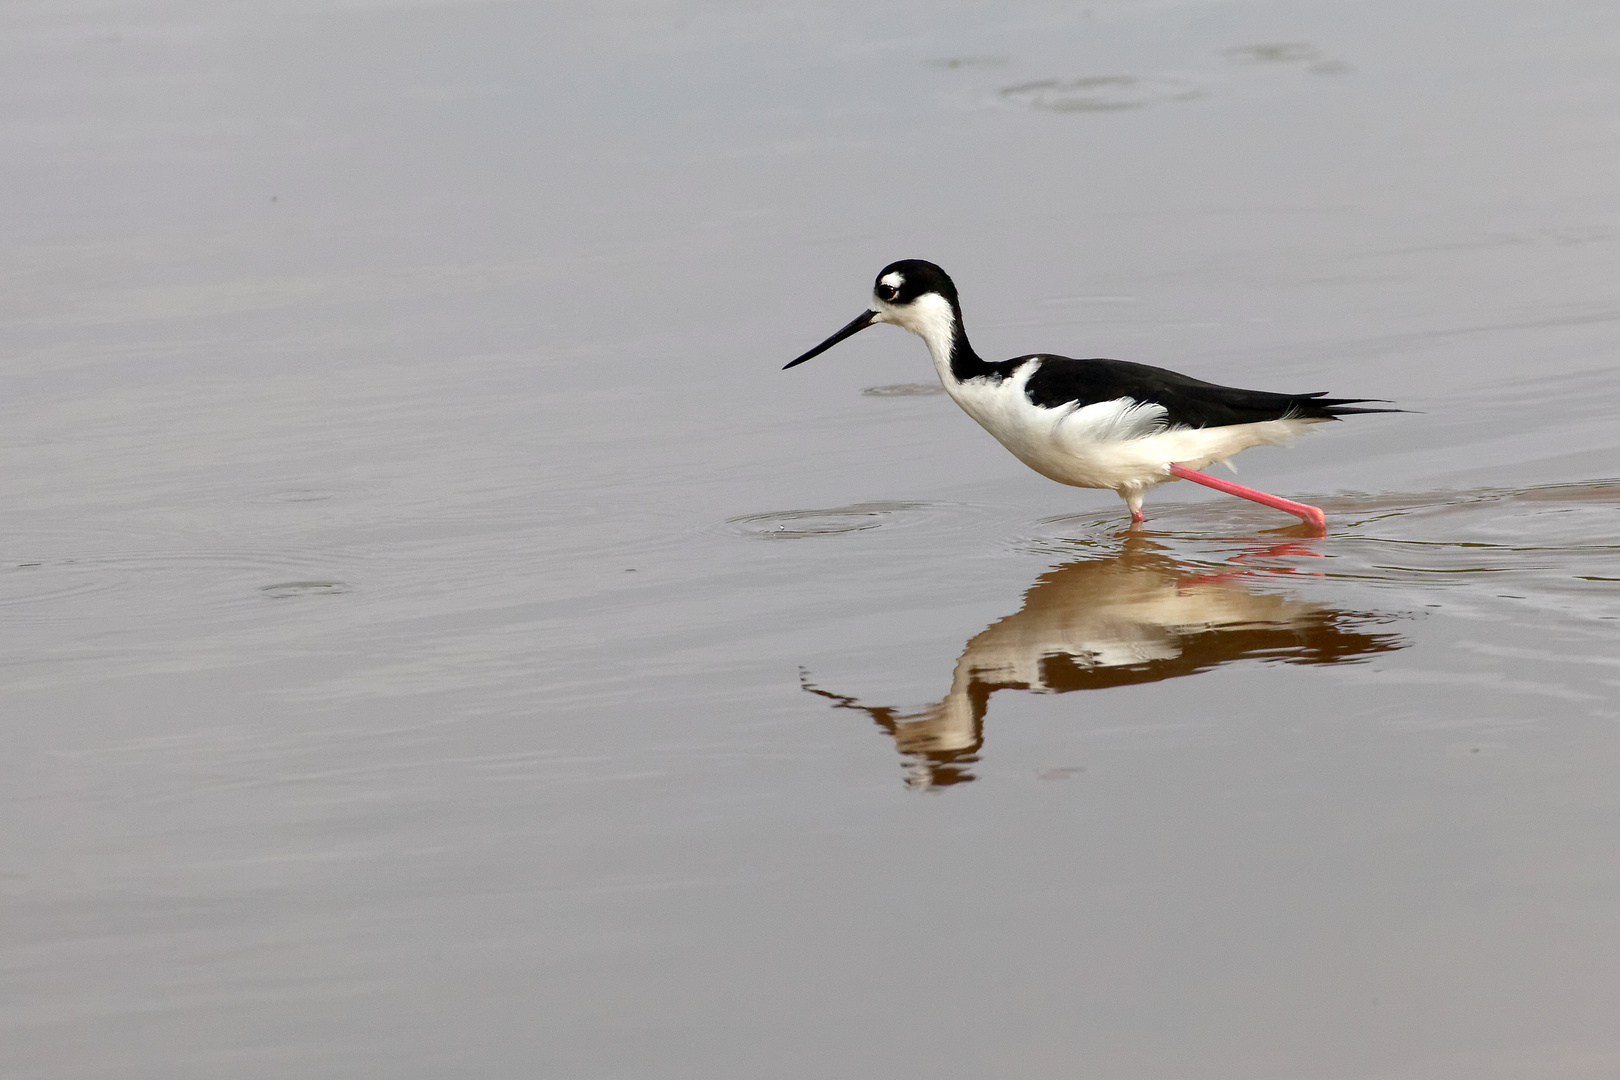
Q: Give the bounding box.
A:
[1168,464,1327,532]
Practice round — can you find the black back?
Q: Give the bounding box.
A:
[1019,354,1400,427]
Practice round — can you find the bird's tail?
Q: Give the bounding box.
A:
[1296,393,1410,419]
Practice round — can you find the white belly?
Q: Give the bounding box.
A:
[943,366,1324,494]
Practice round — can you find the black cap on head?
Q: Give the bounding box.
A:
[873,260,957,307]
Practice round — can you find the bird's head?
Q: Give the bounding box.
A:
[784,260,961,370]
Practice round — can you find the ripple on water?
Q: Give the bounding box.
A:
[999,75,1207,113]
[260,581,352,599]
[1334,481,1620,606]
[927,56,1009,69]
[1351,482,1613,620]
[860,383,947,397]
[725,502,974,541]
[252,488,341,504]
[1224,43,1321,64]
[1332,480,1619,547]
[175,478,383,506]
[1003,514,1144,559]
[998,479,1620,625]
[0,525,366,627]
[1223,42,1349,74]
[0,561,125,614]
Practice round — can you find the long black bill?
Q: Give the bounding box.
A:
[783,309,878,369]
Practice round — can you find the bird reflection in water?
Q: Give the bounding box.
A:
[802,535,1405,790]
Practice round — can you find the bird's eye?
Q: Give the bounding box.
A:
[877,283,898,302]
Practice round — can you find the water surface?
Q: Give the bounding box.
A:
[3,1,1619,1077]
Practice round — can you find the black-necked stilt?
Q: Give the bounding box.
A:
[784,260,1402,531]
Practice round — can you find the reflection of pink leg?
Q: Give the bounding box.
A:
[1236,541,1325,560]
[1180,540,1328,588]
[1168,464,1327,532]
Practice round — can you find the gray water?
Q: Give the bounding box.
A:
[3,1,1619,1077]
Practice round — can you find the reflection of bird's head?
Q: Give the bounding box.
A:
[802,537,1404,789]
[799,670,982,791]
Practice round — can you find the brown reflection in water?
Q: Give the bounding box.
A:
[804,536,1406,790]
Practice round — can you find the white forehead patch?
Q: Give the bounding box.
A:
[880,271,904,291]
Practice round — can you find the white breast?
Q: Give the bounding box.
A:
[941,360,1322,494]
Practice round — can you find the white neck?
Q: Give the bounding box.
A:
[882,293,959,382]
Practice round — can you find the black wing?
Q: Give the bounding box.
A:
[1016,355,1401,429]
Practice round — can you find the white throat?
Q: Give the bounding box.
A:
[880,293,958,374]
